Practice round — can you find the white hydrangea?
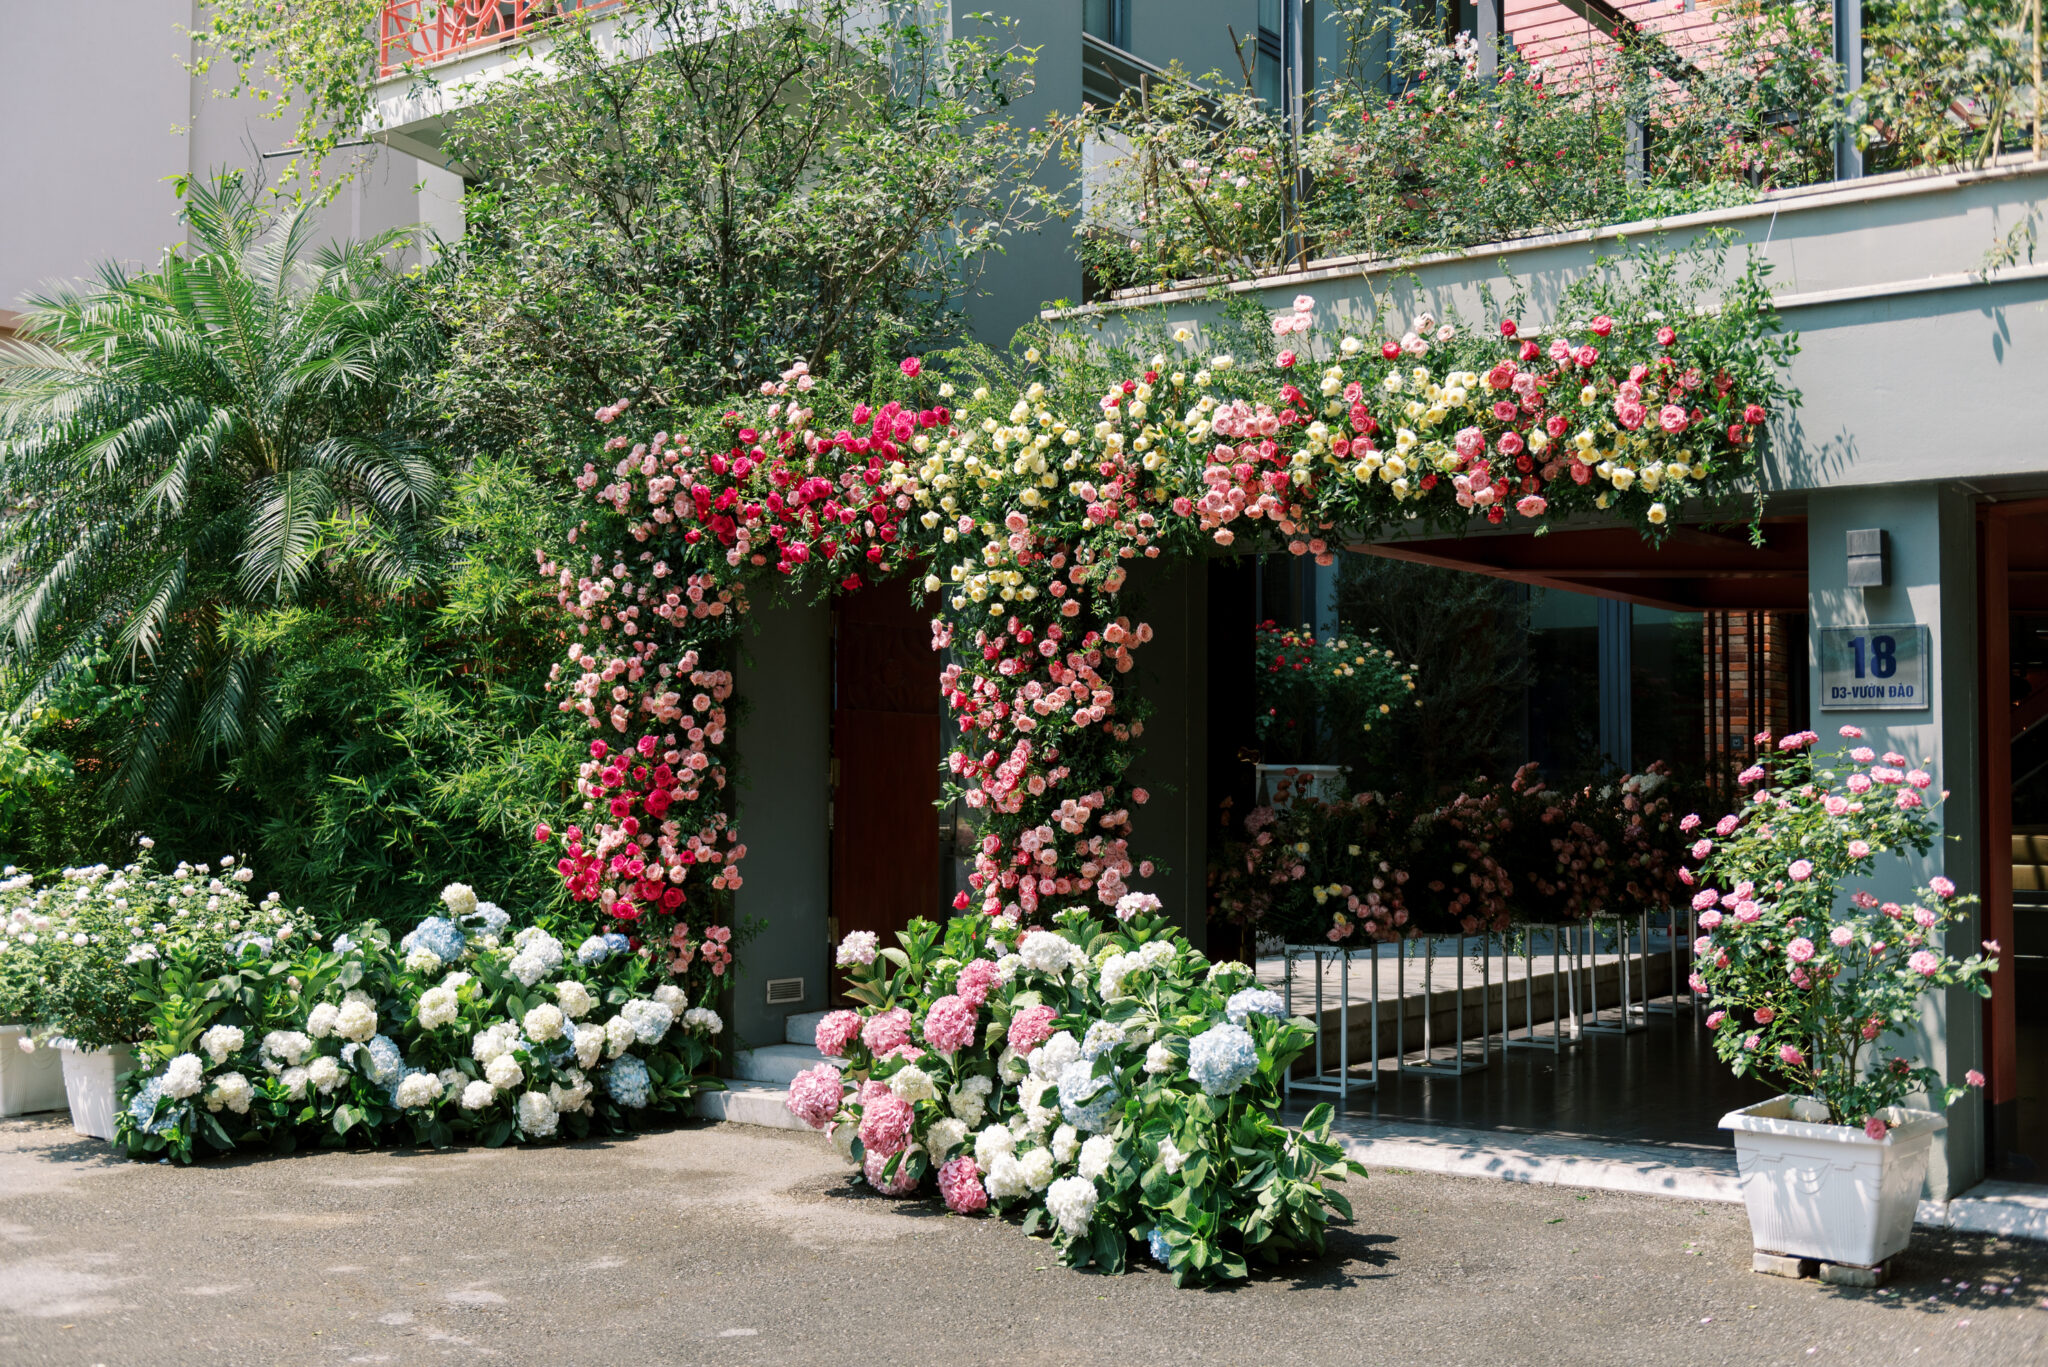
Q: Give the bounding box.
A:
[983,1152,1028,1202]
[992,954,1022,985]
[1098,952,1137,1000]
[1029,1030,1081,1080]
[280,1066,310,1101]
[204,1072,253,1115]
[307,1055,343,1095]
[835,930,880,967]
[395,1072,444,1109]
[523,1003,566,1043]
[948,1075,993,1127]
[556,980,595,1019]
[1157,1136,1187,1174]
[460,1079,496,1111]
[1017,1146,1057,1191]
[572,1025,605,1069]
[417,985,460,1031]
[437,1066,466,1093]
[485,1053,524,1090]
[335,995,378,1044]
[260,1030,310,1068]
[683,1007,723,1035]
[471,1021,521,1065]
[550,1069,592,1114]
[620,998,673,1045]
[603,1015,635,1058]
[507,952,550,987]
[1078,1134,1116,1181]
[996,1046,1026,1084]
[1019,930,1080,977]
[517,1090,559,1138]
[1046,1175,1098,1236]
[888,1065,937,1104]
[927,1117,969,1156]
[1021,1078,1059,1136]
[404,946,443,974]
[1144,1041,1175,1075]
[442,970,473,991]
[306,1002,340,1039]
[198,1024,245,1065]
[653,983,687,1012]
[1137,940,1175,972]
[441,882,479,917]
[162,1053,205,1099]
[1081,1020,1125,1058]
[974,1124,1016,1169]
[1052,1123,1080,1165]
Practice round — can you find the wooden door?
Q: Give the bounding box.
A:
[830,580,942,998]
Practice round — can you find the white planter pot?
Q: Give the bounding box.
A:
[1254,763,1347,806]
[58,1042,137,1141]
[1721,1096,1945,1267]
[1,1025,69,1116]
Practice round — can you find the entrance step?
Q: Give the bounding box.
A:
[784,1010,831,1047]
[692,1079,813,1131]
[729,1042,835,1086]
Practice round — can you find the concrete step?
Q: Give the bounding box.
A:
[730,1042,832,1086]
[784,1010,831,1047]
[692,1079,815,1132]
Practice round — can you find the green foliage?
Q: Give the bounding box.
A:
[1860,0,2037,170]
[428,0,1050,457]
[0,170,445,809]
[1251,620,1418,767]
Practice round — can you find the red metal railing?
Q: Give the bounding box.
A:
[379,1,623,76]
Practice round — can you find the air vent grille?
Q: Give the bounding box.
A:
[765,976,806,1006]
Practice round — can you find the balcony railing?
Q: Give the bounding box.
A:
[378,0,623,76]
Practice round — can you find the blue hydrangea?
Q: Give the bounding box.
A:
[606,1055,652,1109]
[1186,1022,1259,1097]
[463,902,512,935]
[577,932,631,966]
[1057,1057,1118,1131]
[1225,988,1286,1025]
[344,1034,404,1086]
[1148,1227,1172,1265]
[126,1076,181,1136]
[399,916,466,964]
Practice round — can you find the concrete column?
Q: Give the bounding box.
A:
[1807,482,1985,1198]
[730,595,833,1050]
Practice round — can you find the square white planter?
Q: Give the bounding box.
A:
[58,1042,137,1141]
[1722,1095,1945,1267]
[1,1025,69,1116]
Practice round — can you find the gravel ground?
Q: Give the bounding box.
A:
[3,1114,2045,1367]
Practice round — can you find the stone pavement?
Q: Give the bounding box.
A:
[3,1114,2046,1366]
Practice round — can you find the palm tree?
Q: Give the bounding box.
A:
[0,170,444,806]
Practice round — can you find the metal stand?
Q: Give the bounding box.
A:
[1281,941,1380,1104]
[1503,925,1575,1052]
[1647,902,1698,1015]
[1577,915,1649,1035]
[1396,934,1490,1074]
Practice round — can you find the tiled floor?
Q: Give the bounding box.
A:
[1300,1008,1778,1151]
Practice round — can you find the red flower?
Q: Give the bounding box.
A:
[899,356,922,378]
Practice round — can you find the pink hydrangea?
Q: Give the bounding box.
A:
[785,1063,846,1130]
[814,1010,863,1057]
[860,1007,913,1056]
[937,1156,988,1213]
[856,1082,915,1157]
[924,995,979,1054]
[864,1146,921,1196]
[955,959,1000,1009]
[1007,1003,1057,1053]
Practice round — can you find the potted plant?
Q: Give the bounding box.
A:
[1685,728,1997,1271]
[2,869,69,1115]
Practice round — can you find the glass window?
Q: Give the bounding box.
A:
[1631,606,1705,780]
[1084,0,1128,47]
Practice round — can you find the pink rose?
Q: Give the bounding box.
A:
[1715,815,1740,836]
[899,356,923,378]
[1515,493,1547,519]
[1839,724,1864,739]
[1906,770,1931,789]
[1680,813,1701,833]
[1830,926,1854,947]
[1789,859,1814,882]
[1697,910,1724,930]
[1929,876,1956,898]
[1590,315,1614,337]
[1908,949,1940,977]
[814,1009,863,1057]
[1847,840,1871,859]
[1778,1043,1806,1067]
[1754,1007,1775,1024]
[1705,1010,1727,1029]
[1691,839,1713,860]
[1788,937,1815,963]
[1966,1069,1986,1088]
[1657,404,1690,434]
[1864,1116,1889,1140]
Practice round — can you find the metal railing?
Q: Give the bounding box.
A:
[378,0,622,76]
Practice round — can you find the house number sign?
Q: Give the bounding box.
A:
[1818,623,1930,711]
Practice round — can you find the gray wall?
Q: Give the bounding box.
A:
[0,1,460,322]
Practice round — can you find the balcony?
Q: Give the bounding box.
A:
[378,1,624,77]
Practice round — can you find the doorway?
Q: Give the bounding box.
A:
[828,579,943,999]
